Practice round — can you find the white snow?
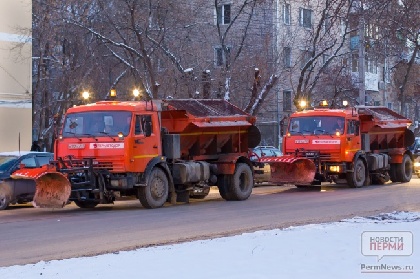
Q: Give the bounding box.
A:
[1,211,419,279]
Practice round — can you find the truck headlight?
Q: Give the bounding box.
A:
[329,166,340,172]
[414,162,420,167]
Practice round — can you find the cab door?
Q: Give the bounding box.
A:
[131,114,161,172]
[344,120,361,161]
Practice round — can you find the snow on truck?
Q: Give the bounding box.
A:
[12,97,261,209]
[260,100,415,188]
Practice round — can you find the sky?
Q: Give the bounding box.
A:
[1,211,418,279]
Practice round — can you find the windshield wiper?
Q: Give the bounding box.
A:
[99,132,116,141]
[82,133,98,141]
[63,131,82,141]
[291,131,306,138]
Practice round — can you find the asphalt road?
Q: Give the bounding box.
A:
[1,178,420,267]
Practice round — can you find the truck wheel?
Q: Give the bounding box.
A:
[389,164,398,182]
[228,163,253,201]
[217,174,233,200]
[346,158,366,188]
[0,194,10,210]
[396,154,412,182]
[139,168,169,209]
[74,201,99,208]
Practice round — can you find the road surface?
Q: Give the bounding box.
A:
[1,178,420,267]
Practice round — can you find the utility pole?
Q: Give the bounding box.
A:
[358,0,366,105]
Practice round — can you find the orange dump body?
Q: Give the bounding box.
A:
[161,99,258,160]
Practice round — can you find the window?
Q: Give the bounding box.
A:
[283,4,291,25]
[365,56,377,74]
[216,4,231,25]
[283,47,291,67]
[347,120,356,135]
[300,50,313,68]
[21,157,36,168]
[299,8,312,28]
[135,115,147,135]
[374,101,380,106]
[387,102,392,109]
[214,46,231,67]
[283,90,292,112]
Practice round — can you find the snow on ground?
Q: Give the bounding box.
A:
[2,211,419,279]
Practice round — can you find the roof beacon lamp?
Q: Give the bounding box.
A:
[109,89,117,100]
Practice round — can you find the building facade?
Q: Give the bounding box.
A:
[0,0,32,152]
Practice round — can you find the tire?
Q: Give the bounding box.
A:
[217,174,233,200]
[396,154,412,183]
[0,194,10,210]
[74,201,99,208]
[227,163,254,201]
[389,164,398,182]
[346,158,366,188]
[139,167,169,209]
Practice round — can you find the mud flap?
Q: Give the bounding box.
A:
[259,156,316,185]
[11,166,71,208]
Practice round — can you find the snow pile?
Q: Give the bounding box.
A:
[2,211,419,279]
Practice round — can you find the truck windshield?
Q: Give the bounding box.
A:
[288,116,345,135]
[62,111,132,138]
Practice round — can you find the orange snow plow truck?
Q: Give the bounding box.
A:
[263,101,415,188]
[12,99,262,209]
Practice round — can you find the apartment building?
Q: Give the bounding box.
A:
[265,0,419,146]
[0,0,32,152]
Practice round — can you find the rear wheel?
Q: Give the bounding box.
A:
[396,154,412,182]
[139,167,169,209]
[217,174,233,200]
[228,163,253,201]
[389,164,398,182]
[74,200,99,208]
[0,194,10,210]
[346,158,366,188]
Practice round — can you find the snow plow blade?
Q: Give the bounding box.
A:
[259,156,316,185]
[11,165,71,208]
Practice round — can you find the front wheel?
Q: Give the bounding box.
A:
[346,158,366,188]
[396,154,412,182]
[228,163,254,201]
[0,194,10,210]
[139,167,169,209]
